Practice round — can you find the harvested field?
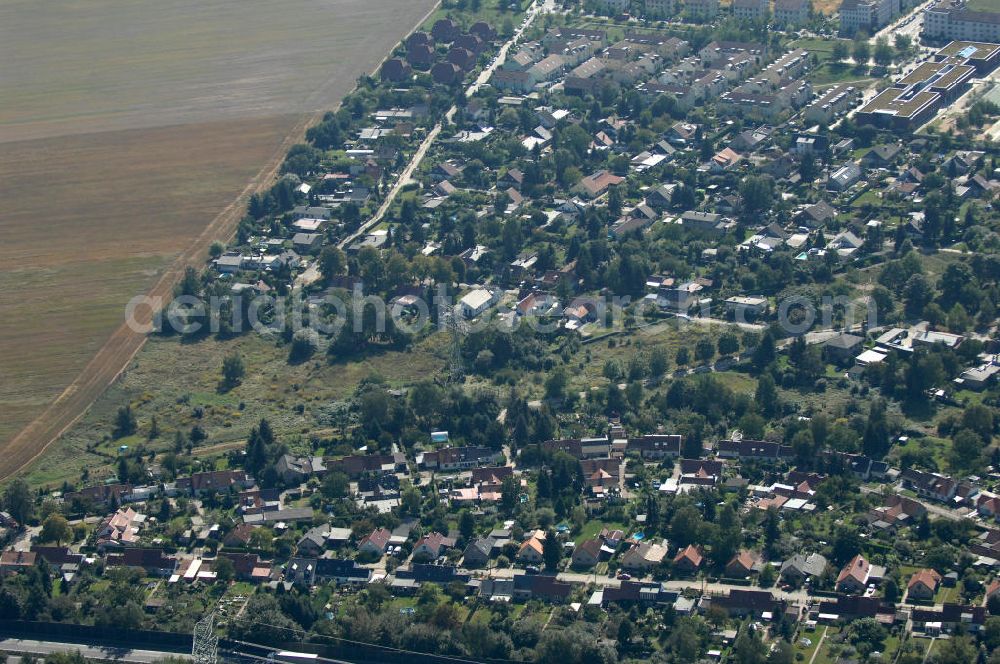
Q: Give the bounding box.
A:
[0,0,436,143]
[0,0,439,479]
[0,116,293,449]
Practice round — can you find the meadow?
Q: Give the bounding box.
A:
[0,0,439,475]
[967,0,1000,11]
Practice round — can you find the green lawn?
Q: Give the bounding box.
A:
[967,0,1000,10]
[792,624,825,663]
[791,37,839,59]
[935,584,960,604]
[809,63,872,86]
[851,190,881,209]
[574,520,626,545]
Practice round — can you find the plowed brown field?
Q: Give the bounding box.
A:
[0,0,439,479]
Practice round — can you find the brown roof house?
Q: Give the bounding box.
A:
[448,47,477,71]
[673,545,703,575]
[432,62,462,85]
[0,550,37,575]
[431,18,460,42]
[380,58,412,82]
[707,589,782,618]
[223,523,256,548]
[358,527,392,559]
[571,538,603,569]
[836,554,883,594]
[218,552,272,582]
[907,569,942,602]
[176,470,252,495]
[412,532,455,562]
[407,43,435,69]
[867,494,926,531]
[470,21,496,41]
[517,535,545,565]
[574,170,624,198]
[725,550,763,578]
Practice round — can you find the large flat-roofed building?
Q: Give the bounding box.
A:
[897,60,976,100]
[856,59,976,129]
[935,40,1000,73]
[643,0,677,18]
[856,87,941,129]
[925,2,1000,42]
[732,0,769,22]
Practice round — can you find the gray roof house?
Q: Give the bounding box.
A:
[780,553,827,582]
[824,333,865,363]
[462,537,496,568]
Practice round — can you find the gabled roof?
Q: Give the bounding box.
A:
[519,536,544,556]
[837,554,870,586]
[780,552,826,577]
[574,538,603,560]
[727,549,759,573]
[908,568,942,590]
[465,537,496,558]
[674,544,703,567]
[0,550,37,567]
[359,527,392,551]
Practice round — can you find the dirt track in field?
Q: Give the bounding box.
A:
[0,0,440,480]
[0,112,315,480]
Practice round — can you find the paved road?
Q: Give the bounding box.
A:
[869,0,934,45]
[481,568,814,602]
[0,638,189,663]
[318,0,551,267]
[860,485,968,522]
[333,120,444,254]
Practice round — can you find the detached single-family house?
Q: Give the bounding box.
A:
[837,554,877,594]
[574,170,625,198]
[824,333,864,363]
[517,536,545,565]
[780,552,827,584]
[413,532,454,561]
[358,527,392,558]
[673,545,703,574]
[0,550,37,575]
[907,568,942,602]
[620,540,669,572]
[459,288,498,318]
[725,550,762,578]
[828,162,862,191]
[571,538,603,568]
[463,537,496,568]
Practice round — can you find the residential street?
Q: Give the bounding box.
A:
[331,0,552,258]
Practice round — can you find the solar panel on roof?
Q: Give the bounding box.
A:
[958,45,977,58]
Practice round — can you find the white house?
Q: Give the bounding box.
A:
[459,288,498,318]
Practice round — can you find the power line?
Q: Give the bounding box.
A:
[227,614,523,664]
[193,613,219,664]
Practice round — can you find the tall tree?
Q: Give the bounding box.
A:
[3,478,33,525]
[542,529,561,571]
